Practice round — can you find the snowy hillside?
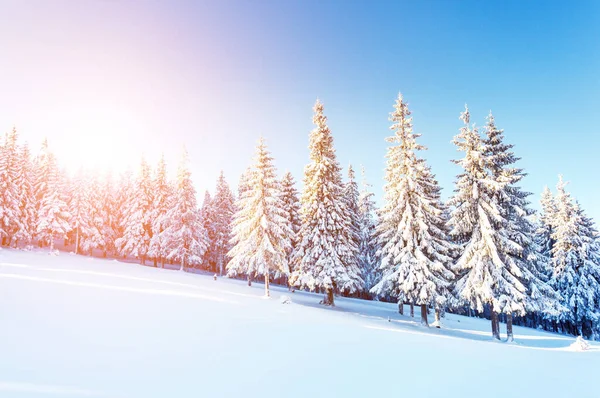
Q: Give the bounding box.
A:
[1,249,598,398]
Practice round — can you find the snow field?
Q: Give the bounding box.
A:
[1,249,598,398]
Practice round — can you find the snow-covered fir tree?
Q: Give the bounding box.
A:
[481,111,560,340]
[280,170,301,286]
[199,190,214,269]
[80,173,104,255]
[291,100,363,306]
[537,186,557,261]
[0,128,22,246]
[13,142,36,247]
[342,164,362,296]
[237,167,253,200]
[114,168,134,257]
[449,106,537,339]
[116,157,154,264]
[208,171,235,275]
[97,171,117,257]
[34,139,71,251]
[68,168,92,254]
[550,176,600,337]
[163,148,208,271]
[227,137,292,297]
[372,94,454,326]
[357,166,380,298]
[148,154,173,267]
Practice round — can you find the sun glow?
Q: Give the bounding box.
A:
[45,104,141,175]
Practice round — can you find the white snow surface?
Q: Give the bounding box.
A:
[1,249,598,398]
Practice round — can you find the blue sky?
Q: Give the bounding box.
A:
[0,0,599,219]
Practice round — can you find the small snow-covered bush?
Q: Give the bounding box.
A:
[569,336,590,351]
[280,295,292,304]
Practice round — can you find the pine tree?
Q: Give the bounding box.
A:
[13,142,36,247]
[149,154,173,267]
[97,171,118,257]
[342,164,362,296]
[537,187,557,261]
[0,128,22,246]
[550,176,600,337]
[80,173,104,255]
[227,137,292,297]
[291,100,363,306]
[373,94,454,326]
[237,167,253,199]
[449,106,542,339]
[280,171,301,288]
[481,111,559,340]
[68,168,92,254]
[209,171,235,275]
[114,169,135,257]
[357,166,380,298]
[200,190,215,271]
[117,157,154,264]
[163,148,208,271]
[34,140,71,251]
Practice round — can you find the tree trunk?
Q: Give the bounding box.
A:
[324,288,335,306]
[218,255,223,276]
[153,258,157,267]
[434,308,441,328]
[264,273,270,297]
[49,237,54,251]
[410,302,414,318]
[420,304,429,327]
[398,301,404,315]
[160,257,165,268]
[75,227,80,254]
[506,312,514,342]
[491,310,500,340]
[247,274,252,286]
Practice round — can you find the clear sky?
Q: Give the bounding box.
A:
[1,0,599,219]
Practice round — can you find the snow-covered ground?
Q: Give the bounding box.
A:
[1,249,598,398]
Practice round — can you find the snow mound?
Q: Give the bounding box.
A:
[568,336,590,351]
[431,320,442,329]
[280,295,292,304]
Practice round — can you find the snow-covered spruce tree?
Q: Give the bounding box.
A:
[116,157,154,264]
[237,166,253,199]
[68,168,92,254]
[342,164,362,297]
[449,106,533,340]
[0,128,22,246]
[227,137,292,297]
[537,186,557,260]
[163,148,208,271]
[357,166,380,299]
[97,171,118,257]
[280,170,301,288]
[113,169,134,257]
[482,111,560,341]
[372,94,453,326]
[148,154,173,267]
[291,100,363,306]
[80,173,104,256]
[200,190,215,271]
[208,171,235,275]
[13,142,36,247]
[34,140,71,251]
[550,176,600,337]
